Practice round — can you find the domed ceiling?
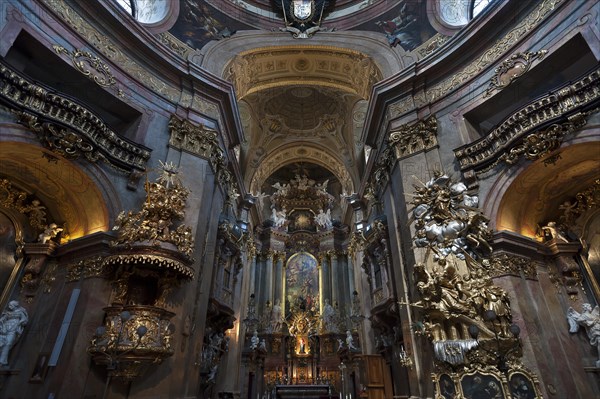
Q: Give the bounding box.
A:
[165,0,471,224]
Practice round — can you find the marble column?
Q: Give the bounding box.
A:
[248,252,257,296]
[347,253,356,296]
[255,255,265,306]
[274,253,284,305]
[330,252,339,308]
[339,253,350,314]
[265,251,274,306]
[320,254,331,306]
[282,259,287,316]
[318,257,324,313]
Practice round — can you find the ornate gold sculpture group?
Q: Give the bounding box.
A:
[407,172,542,397]
[88,162,195,380]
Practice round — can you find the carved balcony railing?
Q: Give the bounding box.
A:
[454,67,600,177]
[0,60,151,173]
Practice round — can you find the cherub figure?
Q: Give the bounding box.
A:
[38,223,63,244]
[567,303,600,367]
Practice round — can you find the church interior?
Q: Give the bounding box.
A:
[0,0,599,398]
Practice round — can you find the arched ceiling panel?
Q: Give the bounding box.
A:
[0,142,110,240]
[496,141,600,238]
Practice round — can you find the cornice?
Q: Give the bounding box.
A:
[361,0,565,152]
[40,0,244,149]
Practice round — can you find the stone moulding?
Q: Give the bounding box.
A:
[388,0,563,117]
[0,62,151,173]
[454,68,600,175]
[103,252,194,280]
[483,50,547,98]
[224,46,382,101]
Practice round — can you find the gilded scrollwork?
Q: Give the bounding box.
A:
[52,45,117,88]
[168,115,232,190]
[156,32,194,59]
[168,115,220,159]
[388,116,438,159]
[16,112,104,163]
[498,112,588,165]
[417,34,450,59]
[42,0,180,102]
[484,50,547,97]
[87,305,175,380]
[66,256,107,282]
[559,178,600,227]
[488,254,537,280]
[0,179,49,231]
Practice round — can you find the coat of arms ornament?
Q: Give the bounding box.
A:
[275,0,334,39]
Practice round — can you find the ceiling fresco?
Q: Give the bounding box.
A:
[170,0,437,52]
[166,0,448,226]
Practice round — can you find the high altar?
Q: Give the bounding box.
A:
[239,174,377,399]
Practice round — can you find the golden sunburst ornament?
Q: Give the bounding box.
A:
[157,160,179,188]
[296,214,310,228]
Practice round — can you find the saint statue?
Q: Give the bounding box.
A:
[270,299,283,333]
[0,300,28,366]
[346,330,358,351]
[567,303,600,367]
[250,330,259,350]
[321,299,337,332]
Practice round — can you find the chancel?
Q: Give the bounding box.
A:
[0,1,599,399]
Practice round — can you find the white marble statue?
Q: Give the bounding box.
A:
[38,223,63,244]
[250,330,259,350]
[567,303,600,367]
[272,182,290,196]
[315,209,332,229]
[315,179,329,193]
[253,191,268,210]
[207,364,218,383]
[0,301,28,366]
[540,221,568,243]
[346,330,358,351]
[270,299,283,333]
[321,299,337,332]
[259,338,267,352]
[271,207,287,228]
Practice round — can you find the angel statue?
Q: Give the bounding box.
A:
[567,303,600,367]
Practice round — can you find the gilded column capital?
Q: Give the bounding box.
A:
[388,115,438,159]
